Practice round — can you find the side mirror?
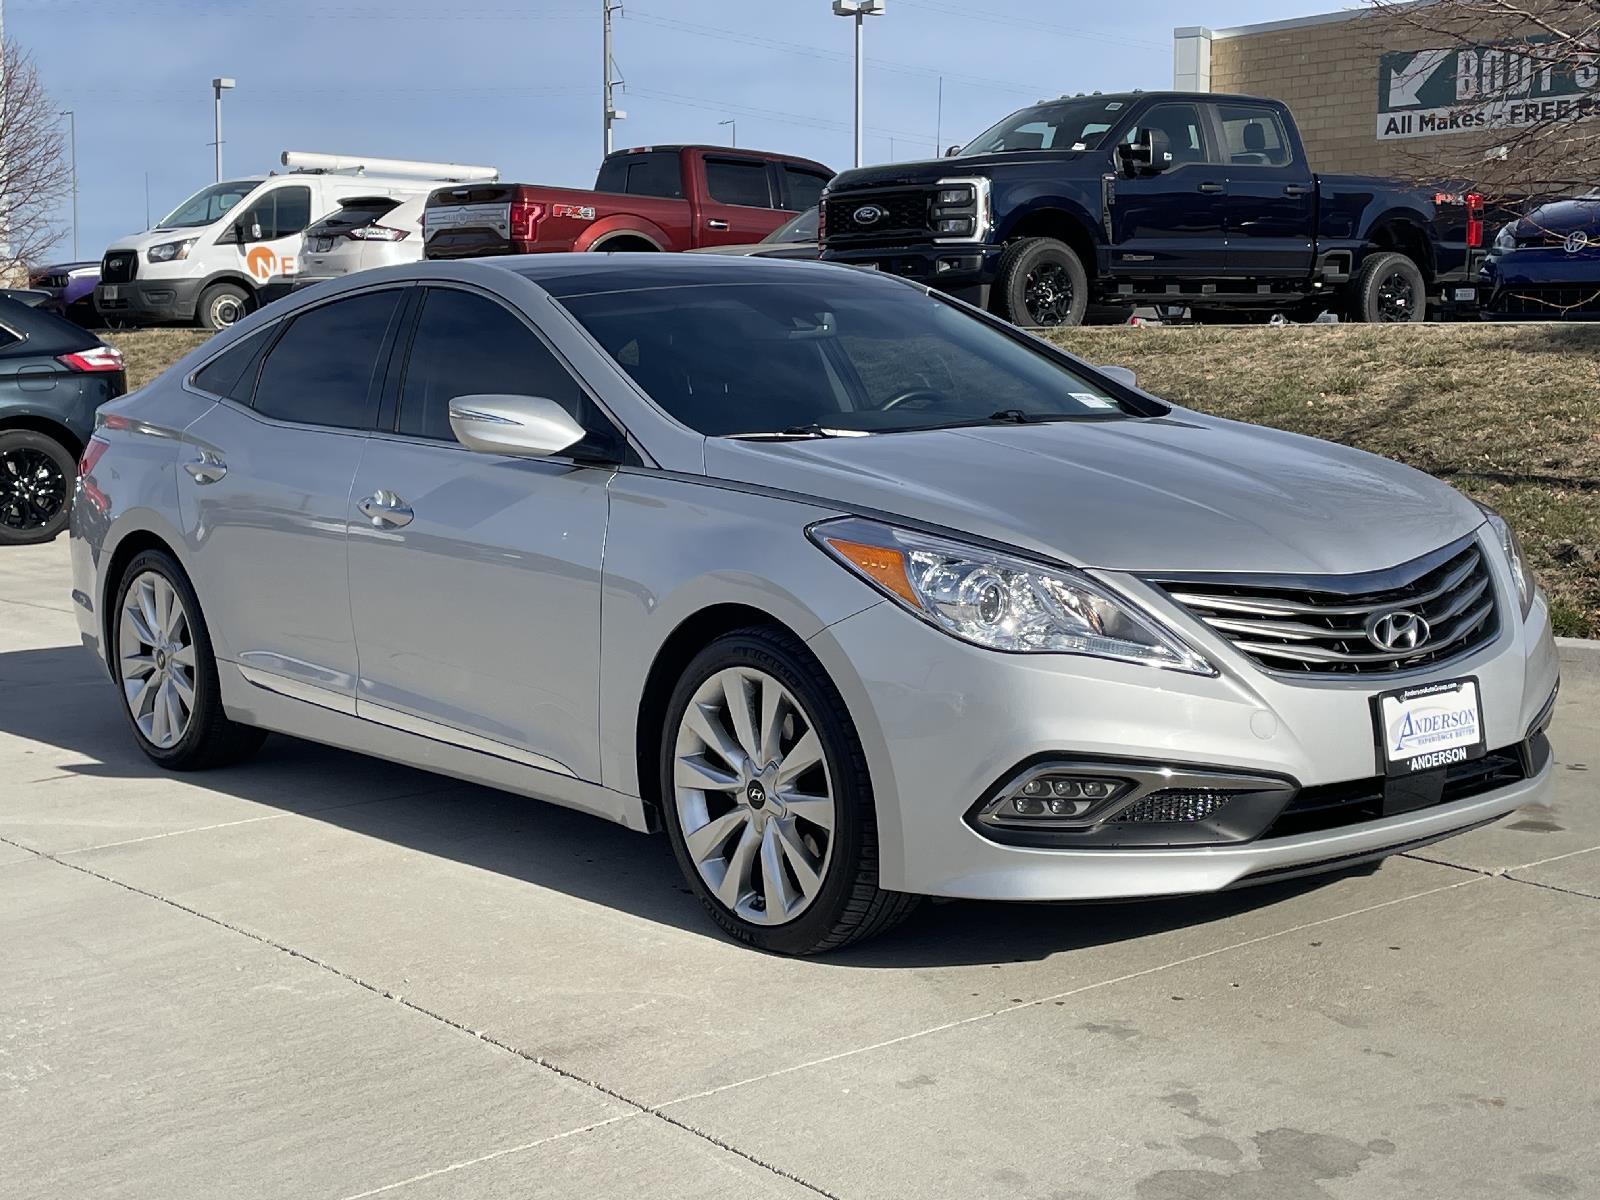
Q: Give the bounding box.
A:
[448,393,588,458]
[1121,128,1171,175]
[944,144,961,158]
[1098,364,1137,388]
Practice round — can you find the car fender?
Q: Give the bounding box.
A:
[575,214,671,252]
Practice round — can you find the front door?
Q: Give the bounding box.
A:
[1108,102,1228,279]
[179,287,407,704]
[1212,102,1316,278]
[225,183,314,296]
[345,284,615,781]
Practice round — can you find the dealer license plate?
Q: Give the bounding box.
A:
[100,285,120,300]
[1374,678,1486,776]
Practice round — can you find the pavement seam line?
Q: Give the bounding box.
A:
[0,594,77,616]
[0,836,845,1200]
[1499,872,1600,902]
[332,1114,642,1200]
[655,874,1485,1111]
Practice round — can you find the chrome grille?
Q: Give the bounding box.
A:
[101,251,138,284]
[1151,535,1499,676]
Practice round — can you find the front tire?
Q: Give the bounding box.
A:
[197,282,251,331]
[111,549,266,770]
[660,627,919,955]
[994,237,1090,328]
[0,430,77,546]
[1351,251,1427,323]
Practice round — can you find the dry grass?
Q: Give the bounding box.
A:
[106,323,1600,637]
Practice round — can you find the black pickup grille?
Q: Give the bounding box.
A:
[823,189,933,245]
[100,251,138,284]
[1151,535,1498,676]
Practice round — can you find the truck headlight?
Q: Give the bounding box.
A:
[147,238,198,263]
[1477,502,1536,618]
[809,517,1214,674]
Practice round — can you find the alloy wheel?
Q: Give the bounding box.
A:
[211,295,244,327]
[119,571,197,749]
[672,667,836,926]
[0,447,67,531]
[1024,260,1072,326]
[1375,271,1416,322]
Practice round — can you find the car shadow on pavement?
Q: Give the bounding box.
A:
[0,644,1360,968]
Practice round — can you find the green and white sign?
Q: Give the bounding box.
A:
[1377,37,1600,140]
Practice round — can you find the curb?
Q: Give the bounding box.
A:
[1557,637,1600,684]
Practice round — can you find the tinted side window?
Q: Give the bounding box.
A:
[253,290,401,429]
[191,326,273,401]
[270,186,313,238]
[596,151,683,199]
[782,167,830,213]
[0,326,21,351]
[1125,103,1209,166]
[705,159,772,208]
[398,288,592,442]
[1216,104,1293,167]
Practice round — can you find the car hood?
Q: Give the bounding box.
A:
[827,150,1095,193]
[703,411,1483,575]
[1512,195,1600,239]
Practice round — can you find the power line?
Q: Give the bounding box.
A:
[626,86,933,144]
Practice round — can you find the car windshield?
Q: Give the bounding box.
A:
[556,275,1134,437]
[762,207,818,244]
[157,180,259,229]
[958,97,1128,155]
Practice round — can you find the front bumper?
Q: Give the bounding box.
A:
[823,243,1004,308]
[94,277,203,323]
[1480,248,1600,316]
[806,533,1561,900]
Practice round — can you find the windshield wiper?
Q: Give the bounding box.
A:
[725,424,869,440]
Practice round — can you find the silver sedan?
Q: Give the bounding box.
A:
[71,255,1559,954]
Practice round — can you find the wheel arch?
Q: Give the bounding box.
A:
[98,523,193,665]
[1363,214,1436,279]
[575,215,670,253]
[1000,205,1101,273]
[0,413,83,462]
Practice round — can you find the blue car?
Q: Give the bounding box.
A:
[1482,191,1600,317]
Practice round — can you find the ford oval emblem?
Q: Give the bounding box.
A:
[1564,229,1590,254]
[853,204,885,226]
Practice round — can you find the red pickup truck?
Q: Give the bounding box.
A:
[422,144,834,258]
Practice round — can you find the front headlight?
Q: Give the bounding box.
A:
[147,238,197,263]
[808,517,1214,674]
[1477,502,1536,618]
[1493,223,1516,252]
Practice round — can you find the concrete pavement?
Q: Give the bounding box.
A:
[2,537,1596,1199]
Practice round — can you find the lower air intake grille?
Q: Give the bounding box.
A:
[1114,789,1233,824]
[1149,534,1498,676]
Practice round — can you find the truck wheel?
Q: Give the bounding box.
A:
[995,238,1089,328]
[1352,252,1426,323]
[197,283,251,331]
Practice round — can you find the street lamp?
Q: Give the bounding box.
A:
[211,76,235,182]
[719,118,736,148]
[58,110,77,259]
[832,0,884,169]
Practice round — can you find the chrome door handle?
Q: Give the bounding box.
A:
[1197,182,1225,194]
[707,219,730,230]
[357,490,414,529]
[1283,183,1313,196]
[183,454,227,485]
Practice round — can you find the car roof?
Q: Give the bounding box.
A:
[498,252,887,298]
[1029,90,1278,107]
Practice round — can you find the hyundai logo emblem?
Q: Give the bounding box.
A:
[745,780,767,809]
[1366,610,1431,653]
[1564,229,1590,255]
[853,204,886,226]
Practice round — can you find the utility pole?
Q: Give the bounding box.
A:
[59,110,76,258]
[719,118,736,147]
[935,75,943,156]
[211,76,234,181]
[832,1,884,169]
[602,0,626,157]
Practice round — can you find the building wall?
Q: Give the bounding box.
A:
[1177,3,1597,185]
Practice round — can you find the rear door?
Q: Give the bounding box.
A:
[345,284,616,780]
[1108,101,1228,278]
[178,287,408,705]
[693,153,783,247]
[1211,101,1316,278]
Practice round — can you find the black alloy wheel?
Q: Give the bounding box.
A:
[0,432,76,545]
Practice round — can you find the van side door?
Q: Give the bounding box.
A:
[224,183,314,291]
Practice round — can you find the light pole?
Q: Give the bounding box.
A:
[211,77,234,182]
[719,118,736,147]
[59,110,77,259]
[831,0,884,169]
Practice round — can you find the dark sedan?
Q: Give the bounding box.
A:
[0,296,127,544]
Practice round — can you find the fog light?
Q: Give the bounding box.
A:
[979,771,1131,829]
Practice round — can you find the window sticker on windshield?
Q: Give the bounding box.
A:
[1071,142,1088,151]
[1070,392,1116,408]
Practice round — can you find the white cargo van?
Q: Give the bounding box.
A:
[95,152,498,330]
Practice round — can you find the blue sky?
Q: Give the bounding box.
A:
[17,0,1353,262]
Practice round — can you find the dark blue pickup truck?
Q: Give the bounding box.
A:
[820,91,1487,326]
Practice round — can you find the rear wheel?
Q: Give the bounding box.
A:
[660,627,919,955]
[0,430,76,546]
[994,237,1089,328]
[1351,251,1427,323]
[112,550,266,770]
[197,282,251,331]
